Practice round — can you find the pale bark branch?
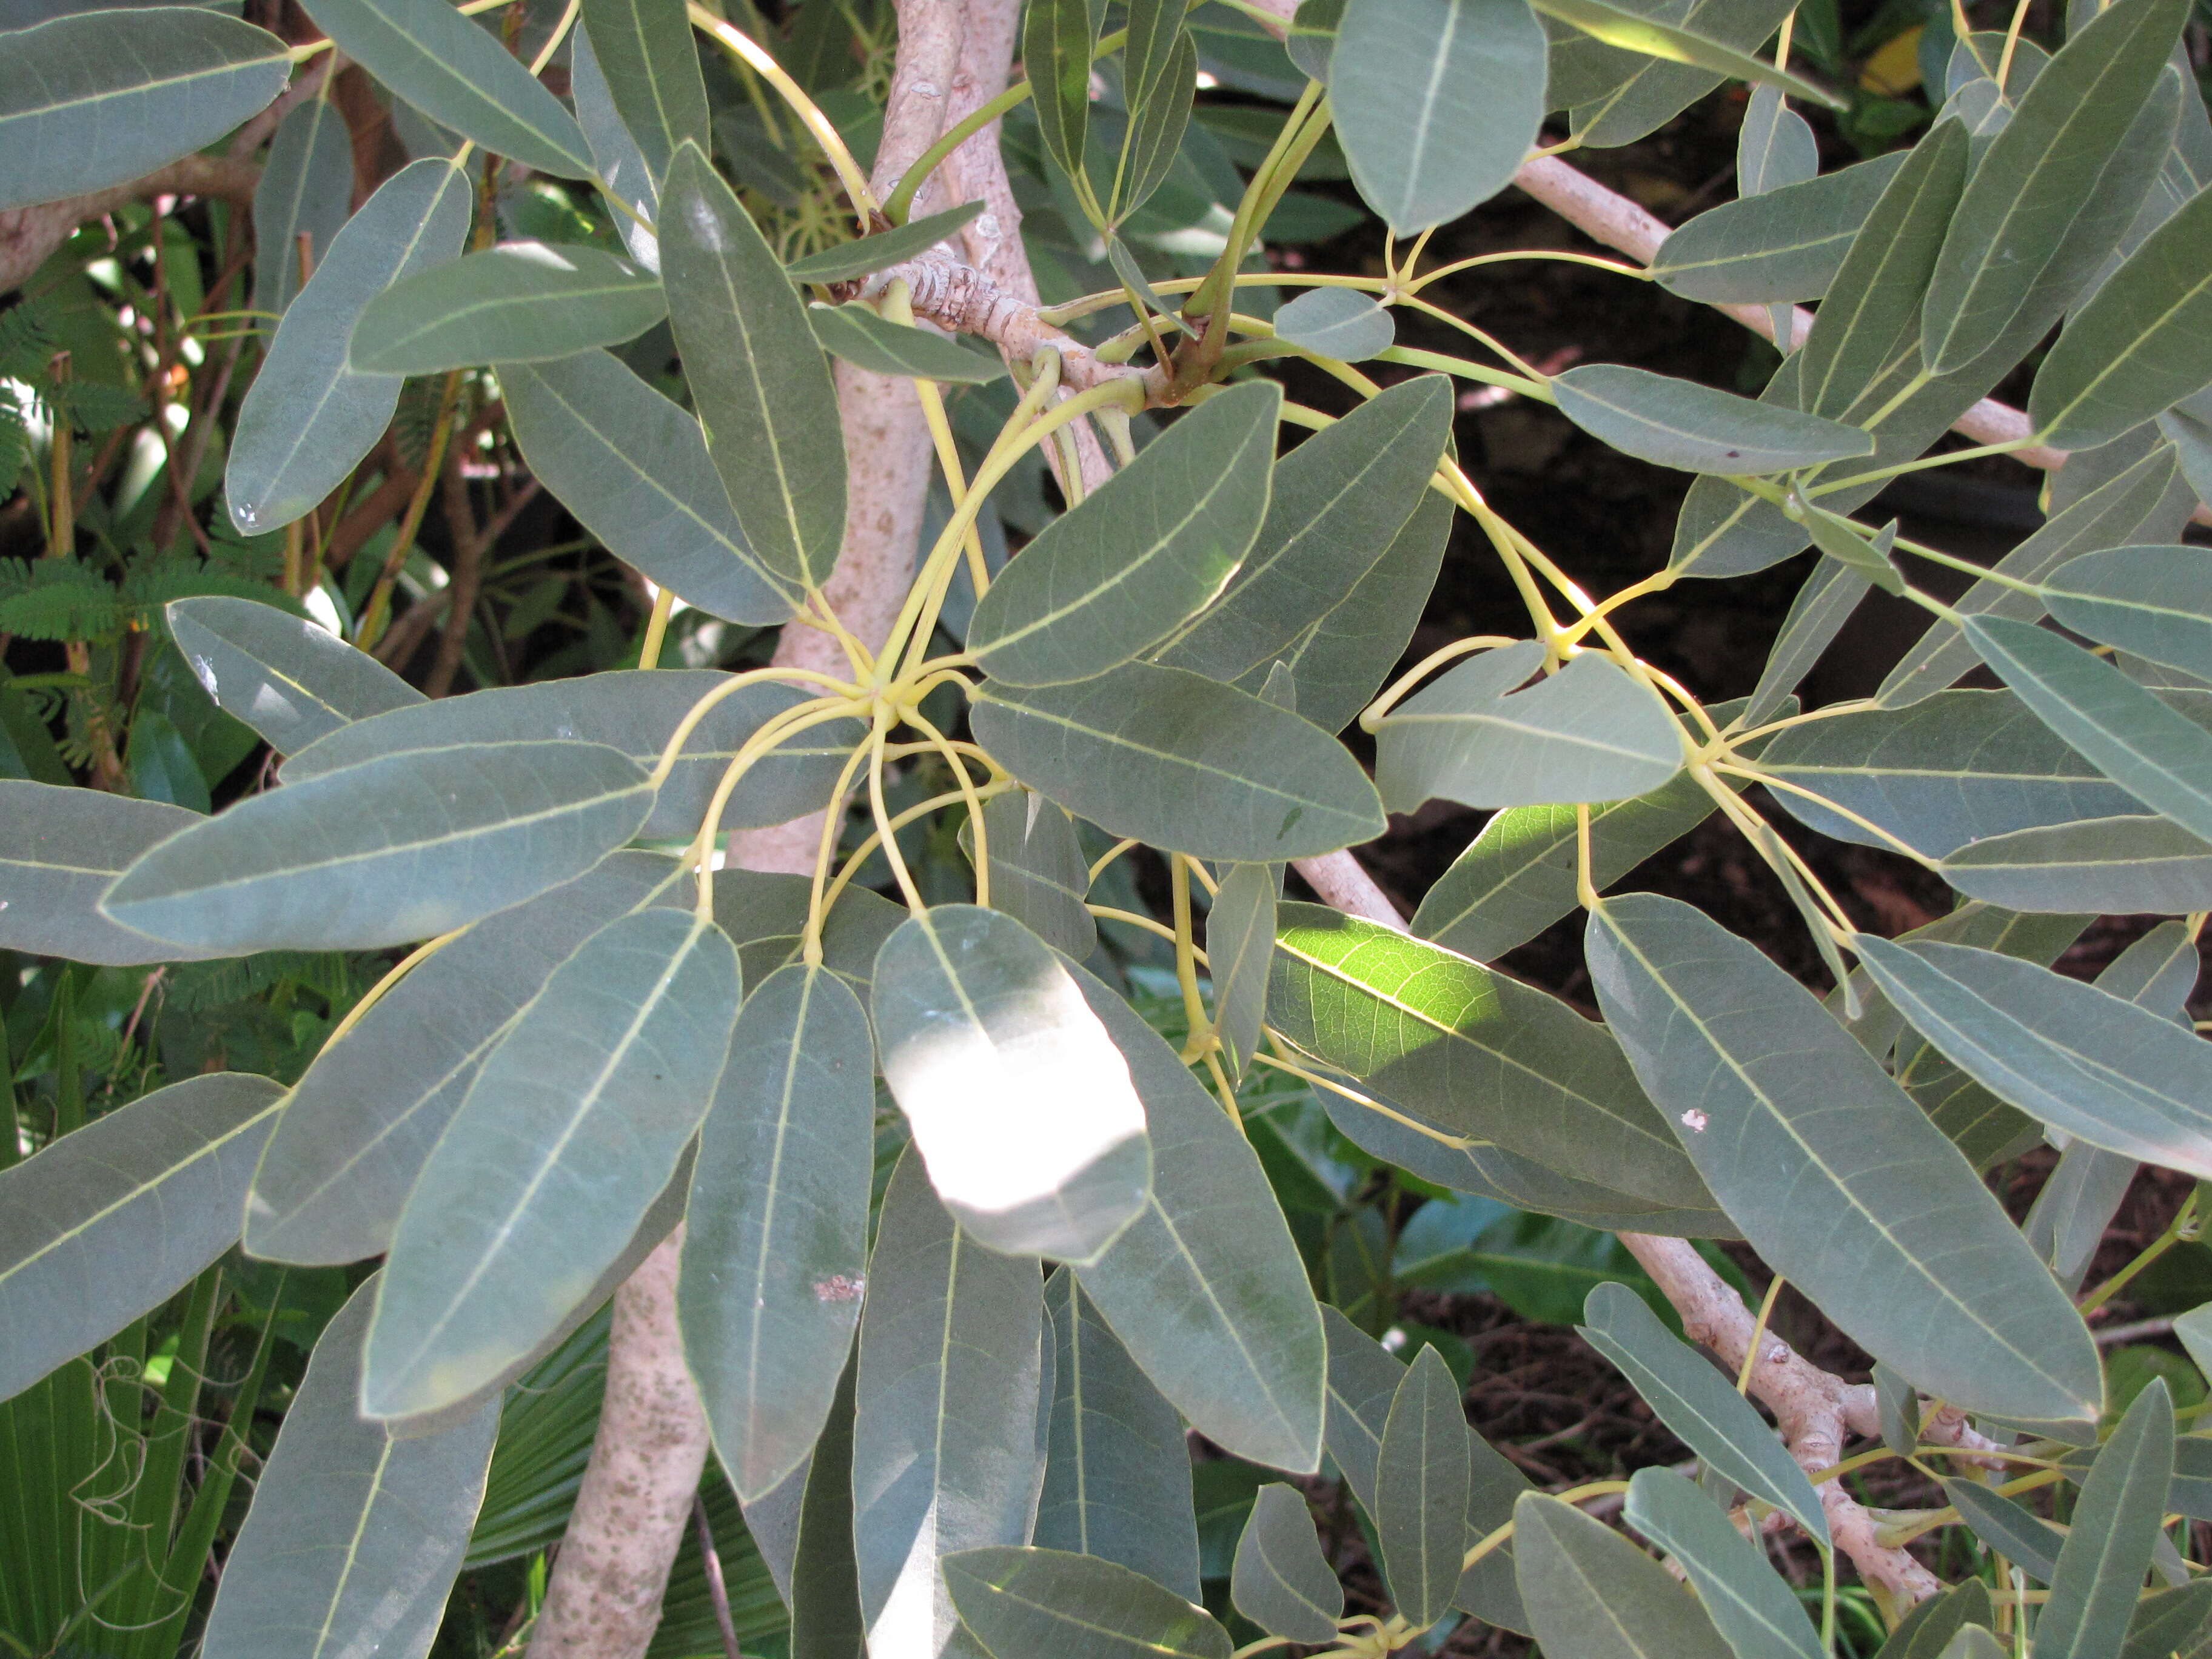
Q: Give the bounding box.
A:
[1293,850,1408,931]
[1,154,261,297]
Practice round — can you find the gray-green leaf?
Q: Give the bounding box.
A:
[1232,1484,1342,1642]
[1651,154,1906,304]
[0,781,227,965]
[1274,287,1396,360]
[964,789,1097,961]
[1374,1344,1471,1629]
[2043,545,2212,684]
[1624,1467,1823,1659]
[807,301,1010,383]
[577,0,709,182]
[1553,364,1874,474]
[351,242,665,373]
[785,202,987,283]
[253,96,355,319]
[1514,1491,1735,1659]
[944,1547,1232,1659]
[1940,813,2212,914]
[167,595,424,756]
[2040,1381,2176,1659]
[1207,860,1277,1084]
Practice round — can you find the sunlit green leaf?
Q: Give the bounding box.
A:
[945,1546,1232,1659]
[1532,0,1838,104]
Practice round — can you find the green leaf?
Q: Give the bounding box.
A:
[2044,545,2212,684]
[1585,893,2103,1429]
[2119,1582,2212,1659]
[1737,83,1816,196]
[198,1281,498,1659]
[1549,0,1798,149]
[2041,1381,2176,1659]
[103,739,654,953]
[1207,860,1277,1084]
[253,96,355,319]
[363,908,738,1417]
[1070,960,1326,1472]
[571,22,661,264]
[577,0,709,183]
[973,662,1385,862]
[1530,0,1840,106]
[662,140,847,590]
[1552,364,1873,474]
[1875,1584,1996,1659]
[1513,1491,1734,1659]
[1154,375,1452,688]
[872,904,1150,1263]
[1942,1476,2063,1580]
[853,1148,1045,1653]
[1269,903,1709,1207]
[1941,813,2212,914]
[1330,0,1548,234]
[1746,562,1870,726]
[226,158,472,535]
[1273,287,1396,361]
[0,8,291,212]
[1966,614,2212,843]
[0,780,228,965]
[972,381,1280,688]
[963,789,1097,962]
[945,1546,1231,1659]
[167,595,424,756]
[1801,508,1905,595]
[299,0,594,176]
[1758,689,2139,859]
[1037,1270,1201,1598]
[1580,1282,1828,1545]
[1650,154,1906,304]
[1624,1468,1823,1659]
[1855,937,2212,1182]
[1024,0,1096,192]
[502,350,799,624]
[785,202,988,282]
[789,1359,865,1658]
[1115,26,1198,223]
[351,243,665,374]
[1232,1484,1342,1642]
[1374,1344,1470,1629]
[806,301,1010,383]
[1375,645,1684,811]
[682,963,873,1501]
[0,1071,284,1403]
[1919,0,2190,374]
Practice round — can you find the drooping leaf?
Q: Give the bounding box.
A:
[682,963,874,1501]
[167,595,424,756]
[852,1148,1044,1656]
[363,909,739,1418]
[351,242,665,374]
[1552,364,1873,474]
[1513,1492,1734,1659]
[1586,893,2103,1429]
[1624,1468,1823,1659]
[2042,545,2212,685]
[1116,0,1197,220]
[2039,1381,2176,1659]
[1330,0,1549,234]
[1232,1484,1342,1643]
[1273,287,1396,361]
[1736,83,1817,197]
[789,1359,865,1659]
[1373,1344,1471,1629]
[0,1072,284,1404]
[571,23,660,267]
[944,1547,1232,1659]
[785,201,987,283]
[1036,1271,1201,1598]
[0,7,291,212]
[805,302,1008,382]
[298,0,595,176]
[962,789,1096,962]
[1579,1282,1827,1544]
[0,781,227,965]
[1530,0,1839,104]
[1942,1476,2064,1580]
[872,905,1150,1263]
[1207,860,1277,1084]
[971,381,1281,688]
[225,158,472,535]
[972,662,1386,862]
[662,139,846,590]
[1070,962,1326,1472]
[1941,813,2212,914]
[1024,0,1096,192]
[197,1281,499,1659]
[577,0,709,182]
[253,95,355,319]
[1744,561,1870,726]
[1547,0,1797,149]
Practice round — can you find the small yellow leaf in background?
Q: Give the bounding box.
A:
[1860,25,1925,93]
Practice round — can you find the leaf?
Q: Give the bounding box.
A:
[1036,1271,1201,1598]
[1513,1492,1735,1659]
[1942,1476,2064,1580]
[2119,1582,2212,1659]
[351,242,665,374]
[0,780,228,965]
[1207,860,1277,1084]
[1069,960,1326,1471]
[1330,0,1548,234]
[1550,0,1799,150]
[1651,155,1907,304]
[1232,1484,1342,1642]
[1624,1468,1823,1659]
[282,669,857,837]
[0,8,292,212]
[1919,0,2190,374]
[197,1282,499,1659]
[1737,83,1816,196]
[1585,893,2103,1429]
[1855,937,2212,1182]
[1552,364,1873,474]
[1115,24,1197,222]
[167,595,424,756]
[225,158,472,535]
[962,788,1096,962]
[298,0,594,177]
[1154,375,1452,687]
[1877,1583,1996,1659]
[945,1547,1231,1659]
[2043,545,2212,684]
[1373,1344,1470,1629]
[0,1071,284,1404]
[1375,645,1684,811]
[571,22,661,267]
[972,662,1384,862]
[1745,561,1870,726]
[852,1148,1045,1655]
[363,908,738,1417]
[1942,813,2212,914]
[789,1359,865,1658]
[1579,1282,1827,1545]
[246,852,683,1264]
[2041,1381,2176,1659]
[1269,903,1709,1207]
[806,301,1010,383]
[971,381,1280,688]
[1273,287,1395,361]
[1530,0,1840,106]
[1801,509,1905,596]
[577,0,709,183]
[785,202,988,282]
[253,96,356,320]
[662,141,846,590]
[1758,689,2140,859]
[1024,0,1096,191]
[1966,614,2212,843]
[682,964,873,1501]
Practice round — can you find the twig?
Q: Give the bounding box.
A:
[691,1497,745,1659]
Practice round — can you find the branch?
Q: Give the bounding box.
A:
[1,153,260,296]
[1293,850,1408,931]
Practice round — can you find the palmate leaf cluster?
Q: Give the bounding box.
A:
[4,0,2212,1653]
